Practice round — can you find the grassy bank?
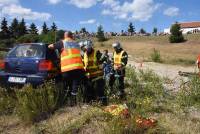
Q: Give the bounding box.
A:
[0,67,200,133]
[95,34,200,66]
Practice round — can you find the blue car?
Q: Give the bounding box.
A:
[0,43,61,88]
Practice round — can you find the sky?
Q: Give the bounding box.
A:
[0,0,199,33]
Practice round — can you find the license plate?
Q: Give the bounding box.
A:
[8,77,26,83]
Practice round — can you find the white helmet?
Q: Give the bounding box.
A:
[79,41,85,48]
[112,42,121,49]
[84,40,93,49]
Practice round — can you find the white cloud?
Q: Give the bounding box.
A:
[2,4,52,21]
[0,0,18,6]
[47,0,61,4]
[80,19,96,24]
[68,0,99,8]
[101,0,160,21]
[164,7,179,17]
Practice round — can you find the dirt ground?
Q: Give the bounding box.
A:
[128,60,197,92]
[96,34,200,65]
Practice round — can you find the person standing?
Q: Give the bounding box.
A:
[48,31,85,106]
[109,42,128,99]
[83,40,107,105]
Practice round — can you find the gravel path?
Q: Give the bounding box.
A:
[128,61,197,91]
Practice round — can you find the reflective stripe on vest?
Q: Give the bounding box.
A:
[84,50,103,78]
[61,40,84,72]
[114,50,124,67]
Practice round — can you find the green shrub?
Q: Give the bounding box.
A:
[17,34,39,43]
[177,76,200,108]
[0,88,16,115]
[16,81,67,123]
[151,48,162,63]
[169,23,185,43]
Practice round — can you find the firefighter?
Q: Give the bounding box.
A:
[48,31,85,106]
[83,40,107,105]
[109,42,128,99]
[79,41,86,58]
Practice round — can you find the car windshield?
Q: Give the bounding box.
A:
[7,44,44,58]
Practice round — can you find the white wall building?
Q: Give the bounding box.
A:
[164,22,200,34]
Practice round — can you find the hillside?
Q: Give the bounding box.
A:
[95,34,200,66]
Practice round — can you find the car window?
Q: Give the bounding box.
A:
[8,44,44,58]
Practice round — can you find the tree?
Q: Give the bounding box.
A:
[17,34,39,43]
[139,28,146,34]
[42,22,49,34]
[128,22,135,35]
[80,27,87,33]
[39,31,57,44]
[56,30,65,41]
[51,22,57,32]
[29,23,38,35]
[0,17,10,39]
[9,18,19,38]
[18,18,27,37]
[152,27,158,35]
[169,22,184,43]
[96,25,106,42]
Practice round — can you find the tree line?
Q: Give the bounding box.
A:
[0,17,64,48]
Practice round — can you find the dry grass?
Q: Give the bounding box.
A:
[95,34,200,65]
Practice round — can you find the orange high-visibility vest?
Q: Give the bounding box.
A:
[84,50,103,78]
[114,50,124,68]
[60,38,84,72]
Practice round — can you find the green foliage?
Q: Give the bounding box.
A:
[169,23,185,43]
[0,38,15,48]
[16,81,67,123]
[150,48,162,63]
[96,25,106,42]
[29,23,38,35]
[80,27,87,33]
[128,22,135,35]
[0,88,16,115]
[18,18,27,36]
[42,22,49,34]
[51,22,57,32]
[56,30,65,41]
[9,18,19,39]
[0,17,10,39]
[39,31,56,44]
[139,28,146,34]
[17,34,39,43]
[177,76,200,108]
[152,27,158,35]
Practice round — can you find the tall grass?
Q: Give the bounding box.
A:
[150,48,162,63]
[1,67,200,133]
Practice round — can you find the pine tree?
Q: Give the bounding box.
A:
[140,28,146,34]
[18,18,27,37]
[128,22,135,35]
[80,27,87,33]
[0,17,10,39]
[51,22,57,32]
[9,18,19,39]
[42,22,49,34]
[152,27,158,35]
[169,22,184,43]
[29,23,38,35]
[96,25,106,42]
